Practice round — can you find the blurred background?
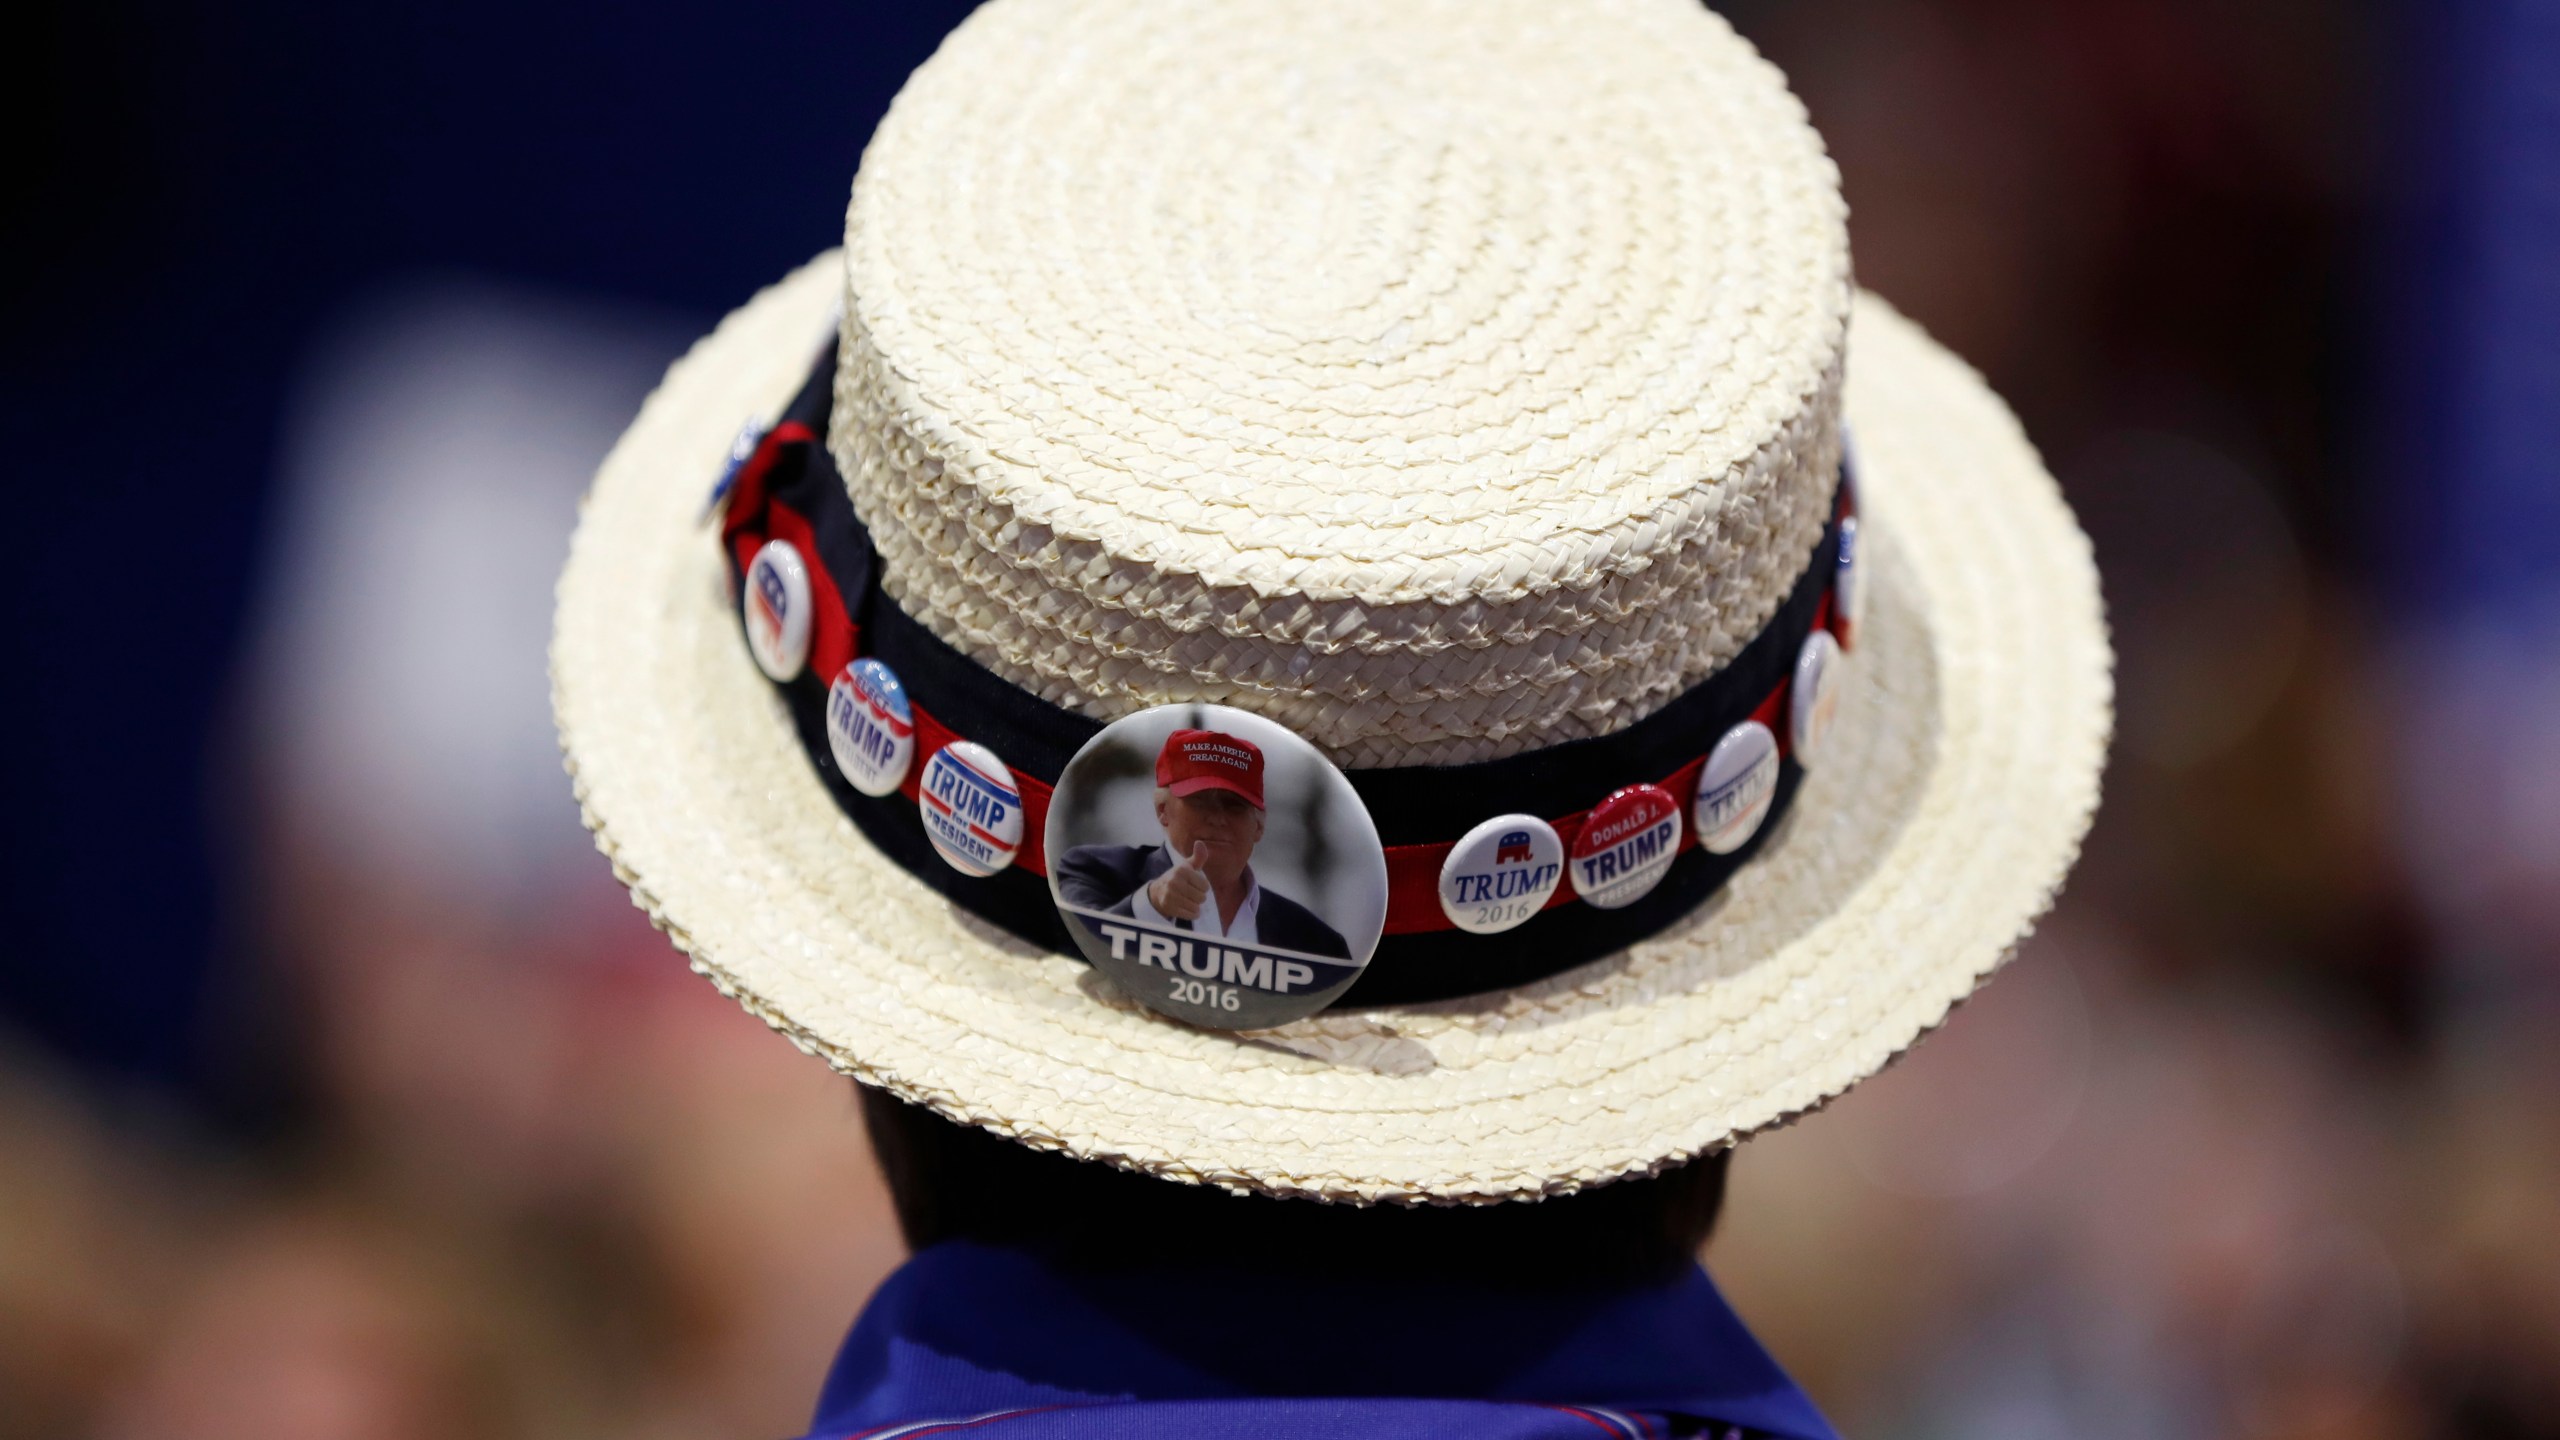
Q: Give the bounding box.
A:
[4,0,2554,1436]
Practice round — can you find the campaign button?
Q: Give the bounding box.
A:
[1439,814,1565,935]
[826,658,915,797]
[1834,513,1864,649]
[1694,720,1781,856]
[1569,784,1684,911]
[742,538,814,682]
[703,418,767,523]
[1045,703,1388,1030]
[918,741,1022,877]
[1790,631,1844,764]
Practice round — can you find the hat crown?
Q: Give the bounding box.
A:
[833,0,1851,766]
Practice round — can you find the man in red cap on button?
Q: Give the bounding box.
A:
[1054,728,1353,960]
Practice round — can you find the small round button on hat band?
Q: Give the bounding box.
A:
[1570,784,1685,911]
[704,418,768,523]
[742,538,813,682]
[918,741,1023,877]
[1694,720,1781,856]
[1835,513,1864,649]
[1439,815,1567,935]
[827,658,916,798]
[1790,631,1844,763]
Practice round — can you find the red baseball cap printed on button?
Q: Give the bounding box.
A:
[1156,728,1266,809]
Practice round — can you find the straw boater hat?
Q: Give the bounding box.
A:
[553,0,2110,1202]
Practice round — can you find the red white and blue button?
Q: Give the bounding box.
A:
[918,741,1023,877]
[703,417,769,523]
[1438,814,1565,935]
[742,538,814,682]
[1694,720,1781,855]
[827,658,916,797]
[1569,785,1684,911]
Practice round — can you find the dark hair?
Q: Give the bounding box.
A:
[860,1084,1729,1286]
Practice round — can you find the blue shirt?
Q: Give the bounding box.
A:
[800,1242,1839,1440]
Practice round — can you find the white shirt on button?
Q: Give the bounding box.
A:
[1131,844,1262,945]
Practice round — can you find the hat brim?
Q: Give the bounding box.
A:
[1162,776,1265,809]
[553,252,2111,1203]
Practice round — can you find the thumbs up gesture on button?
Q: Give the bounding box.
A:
[1148,841,1212,921]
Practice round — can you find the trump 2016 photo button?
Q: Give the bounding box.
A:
[742,538,813,682]
[1438,815,1565,935]
[918,741,1022,877]
[1570,784,1684,910]
[1044,704,1386,1030]
[827,658,915,797]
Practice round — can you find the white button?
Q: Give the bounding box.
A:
[742,539,814,681]
[1835,513,1864,648]
[1569,784,1684,910]
[1790,631,1843,764]
[1694,720,1781,855]
[1439,815,1566,934]
[827,659,915,797]
[918,741,1022,877]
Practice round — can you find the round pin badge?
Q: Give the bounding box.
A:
[1834,513,1864,650]
[742,538,814,681]
[1044,704,1387,1030]
[1439,815,1566,935]
[703,417,768,524]
[826,658,916,797]
[1570,784,1684,910]
[1790,630,1844,764]
[1694,720,1781,855]
[918,741,1022,877]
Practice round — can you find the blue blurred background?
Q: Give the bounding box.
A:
[4,1,2555,1436]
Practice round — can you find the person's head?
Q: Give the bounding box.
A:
[1153,729,1267,885]
[1154,785,1264,885]
[860,1084,1730,1287]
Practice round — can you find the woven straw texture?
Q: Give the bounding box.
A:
[833,0,1851,766]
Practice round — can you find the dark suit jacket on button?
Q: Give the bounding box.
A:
[1053,843,1353,960]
